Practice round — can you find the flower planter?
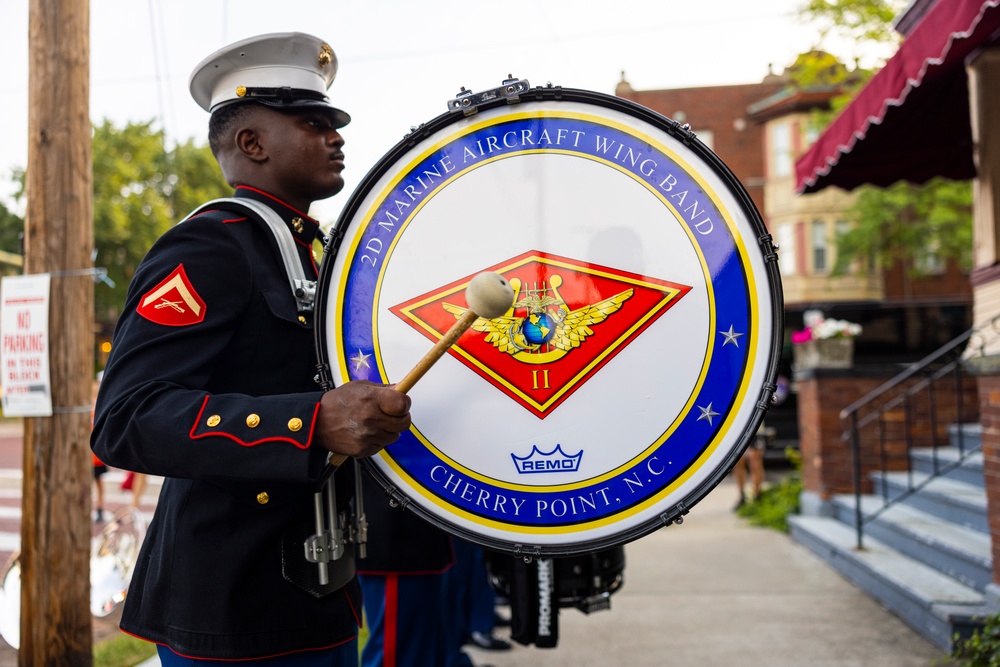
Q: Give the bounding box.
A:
[793,337,855,369]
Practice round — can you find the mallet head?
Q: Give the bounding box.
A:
[465,272,515,319]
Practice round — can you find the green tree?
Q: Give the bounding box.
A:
[0,121,229,360]
[834,178,973,276]
[795,0,974,275]
[165,137,232,218]
[0,199,23,257]
[799,0,905,46]
[92,120,229,331]
[0,168,26,258]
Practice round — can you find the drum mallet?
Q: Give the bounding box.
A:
[393,270,515,393]
[313,272,515,581]
[328,270,514,471]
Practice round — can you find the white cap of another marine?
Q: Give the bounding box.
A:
[188,31,350,128]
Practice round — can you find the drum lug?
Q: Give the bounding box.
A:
[758,232,780,264]
[324,224,347,257]
[512,544,542,563]
[759,381,778,411]
[447,76,531,116]
[661,502,689,526]
[314,362,333,390]
[386,486,411,511]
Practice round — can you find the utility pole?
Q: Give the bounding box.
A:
[21,0,94,664]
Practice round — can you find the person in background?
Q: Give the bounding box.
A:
[121,470,148,510]
[92,451,107,523]
[732,428,765,509]
[734,375,788,509]
[356,473,457,667]
[447,539,510,660]
[92,371,106,523]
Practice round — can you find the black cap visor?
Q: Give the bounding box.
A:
[213,87,351,128]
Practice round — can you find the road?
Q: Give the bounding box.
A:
[0,419,161,664]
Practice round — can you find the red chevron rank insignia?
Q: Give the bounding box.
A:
[136,264,207,326]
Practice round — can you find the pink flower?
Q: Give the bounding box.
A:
[791,329,813,344]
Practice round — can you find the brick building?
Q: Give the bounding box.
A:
[615,72,785,217]
[616,67,973,456]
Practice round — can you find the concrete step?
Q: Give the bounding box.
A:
[871,471,988,533]
[909,447,984,487]
[789,514,990,652]
[831,494,993,592]
[947,422,982,452]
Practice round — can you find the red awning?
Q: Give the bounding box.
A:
[796,0,1000,194]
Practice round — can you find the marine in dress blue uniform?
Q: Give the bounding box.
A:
[91,33,412,664]
[356,472,456,667]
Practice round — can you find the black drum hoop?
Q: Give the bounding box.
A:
[315,84,784,557]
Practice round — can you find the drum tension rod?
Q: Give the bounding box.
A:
[447,76,531,116]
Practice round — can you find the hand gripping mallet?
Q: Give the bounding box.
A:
[312,272,515,583]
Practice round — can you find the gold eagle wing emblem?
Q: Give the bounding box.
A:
[441,303,525,354]
[442,287,633,356]
[549,289,633,350]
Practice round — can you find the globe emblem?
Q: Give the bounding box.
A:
[522,312,555,345]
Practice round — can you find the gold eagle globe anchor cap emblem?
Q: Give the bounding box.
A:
[443,275,633,365]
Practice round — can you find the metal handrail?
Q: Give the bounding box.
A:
[839,321,993,550]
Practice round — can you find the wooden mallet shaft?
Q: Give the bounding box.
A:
[393,309,479,394]
[327,272,514,468]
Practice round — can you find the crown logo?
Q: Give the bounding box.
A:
[511,444,583,474]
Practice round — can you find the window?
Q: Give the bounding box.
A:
[777,223,796,276]
[834,220,850,271]
[772,123,792,178]
[804,123,820,148]
[916,239,945,274]
[693,129,714,151]
[812,220,827,273]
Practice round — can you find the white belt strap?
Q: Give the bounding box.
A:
[182,198,316,314]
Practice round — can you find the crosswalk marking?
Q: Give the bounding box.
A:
[0,468,161,560]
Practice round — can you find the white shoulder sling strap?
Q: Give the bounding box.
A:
[182,198,316,314]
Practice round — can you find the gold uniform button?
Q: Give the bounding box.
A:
[288,418,303,432]
[207,415,221,427]
[246,414,261,428]
[298,315,306,324]
[236,85,247,97]
[256,492,269,505]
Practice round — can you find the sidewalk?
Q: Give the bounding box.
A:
[0,430,954,666]
[462,475,952,667]
[135,475,951,667]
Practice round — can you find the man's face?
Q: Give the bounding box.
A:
[256,106,347,206]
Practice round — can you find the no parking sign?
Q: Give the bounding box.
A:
[0,274,52,417]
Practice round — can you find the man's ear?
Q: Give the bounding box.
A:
[235,127,267,163]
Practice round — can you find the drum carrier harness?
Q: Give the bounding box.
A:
[182,197,367,597]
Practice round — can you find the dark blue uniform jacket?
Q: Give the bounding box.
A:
[91,186,361,660]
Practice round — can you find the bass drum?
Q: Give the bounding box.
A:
[315,80,783,557]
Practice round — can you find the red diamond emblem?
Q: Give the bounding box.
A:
[390,250,691,418]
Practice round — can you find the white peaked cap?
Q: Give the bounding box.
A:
[189,32,350,127]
